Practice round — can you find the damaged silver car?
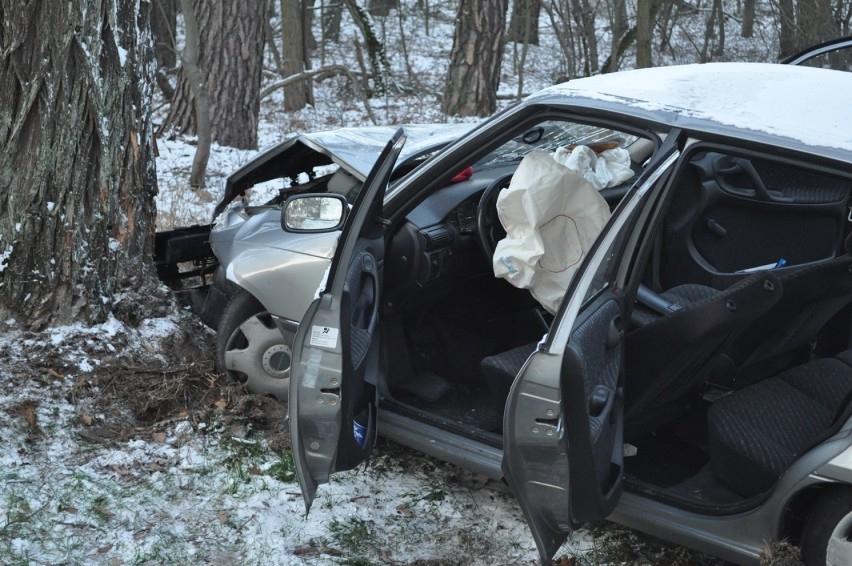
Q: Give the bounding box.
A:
[154,124,471,399]
[288,62,852,565]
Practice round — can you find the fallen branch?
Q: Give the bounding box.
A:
[261,64,378,125]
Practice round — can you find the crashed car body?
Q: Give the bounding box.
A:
[286,63,852,566]
[154,124,472,399]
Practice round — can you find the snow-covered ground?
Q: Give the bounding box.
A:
[0,2,789,564]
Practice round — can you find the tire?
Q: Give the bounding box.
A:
[216,290,294,401]
[801,487,852,566]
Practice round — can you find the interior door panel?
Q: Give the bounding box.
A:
[661,150,851,289]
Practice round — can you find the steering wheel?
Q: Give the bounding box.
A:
[476,173,513,259]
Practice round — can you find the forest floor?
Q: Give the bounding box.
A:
[1,2,811,564]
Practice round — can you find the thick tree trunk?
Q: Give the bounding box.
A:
[0,0,158,329]
[282,0,313,111]
[507,0,541,45]
[161,0,266,150]
[442,0,509,117]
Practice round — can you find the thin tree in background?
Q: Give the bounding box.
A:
[442,0,509,116]
[636,0,652,67]
[178,0,210,190]
[152,0,177,100]
[160,0,266,150]
[607,0,628,72]
[741,0,756,38]
[282,0,314,111]
[0,0,158,329]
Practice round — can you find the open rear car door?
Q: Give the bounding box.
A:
[289,129,406,511]
[502,144,681,563]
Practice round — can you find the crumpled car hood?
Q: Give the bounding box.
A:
[214,123,474,219]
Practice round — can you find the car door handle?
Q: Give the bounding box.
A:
[589,385,614,419]
[606,315,623,349]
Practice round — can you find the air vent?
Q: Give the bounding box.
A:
[421,225,451,250]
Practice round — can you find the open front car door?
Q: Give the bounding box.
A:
[502,144,681,563]
[289,129,406,512]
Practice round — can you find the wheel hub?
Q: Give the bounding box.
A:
[828,511,852,566]
[262,344,292,379]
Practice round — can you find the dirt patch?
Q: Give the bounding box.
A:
[4,299,290,453]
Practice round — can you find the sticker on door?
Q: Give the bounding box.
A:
[310,325,339,349]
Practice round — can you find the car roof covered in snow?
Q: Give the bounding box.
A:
[533,63,852,162]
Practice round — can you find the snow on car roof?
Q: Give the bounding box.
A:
[537,63,852,160]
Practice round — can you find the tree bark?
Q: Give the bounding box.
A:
[636,0,652,68]
[160,0,266,150]
[741,0,756,38]
[779,0,796,58]
[179,0,210,190]
[152,0,177,69]
[607,0,627,72]
[442,0,509,117]
[321,0,343,44]
[368,0,399,17]
[507,0,541,45]
[282,0,313,111]
[0,0,158,329]
[570,0,599,74]
[344,0,394,95]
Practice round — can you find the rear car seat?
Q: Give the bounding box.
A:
[708,351,852,497]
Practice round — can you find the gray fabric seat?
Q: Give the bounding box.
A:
[708,353,852,497]
[631,283,723,326]
[481,342,538,400]
[726,254,852,384]
[625,272,782,427]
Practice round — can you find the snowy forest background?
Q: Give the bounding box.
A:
[0,0,850,564]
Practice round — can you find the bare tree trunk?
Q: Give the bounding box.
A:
[570,0,599,74]
[702,0,725,60]
[0,0,158,329]
[179,0,210,190]
[322,0,343,43]
[344,0,394,94]
[658,0,676,53]
[507,0,541,45]
[153,0,177,99]
[160,0,266,150]
[607,0,627,72]
[779,0,796,58]
[265,0,285,76]
[442,0,509,117]
[369,0,399,17]
[282,0,313,111]
[153,0,177,68]
[741,0,756,37]
[636,0,652,68]
[797,0,833,49]
[542,0,578,80]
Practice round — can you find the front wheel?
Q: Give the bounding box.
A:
[217,291,294,401]
[801,488,852,566]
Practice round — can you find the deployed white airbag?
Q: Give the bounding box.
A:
[493,149,614,313]
[553,145,634,190]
